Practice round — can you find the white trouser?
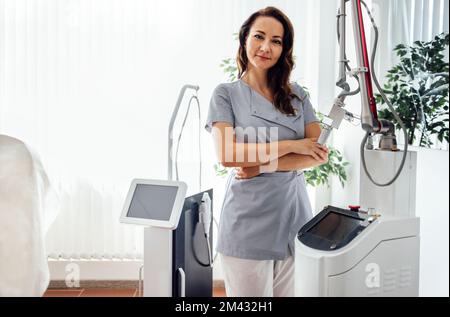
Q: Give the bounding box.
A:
[219,253,295,297]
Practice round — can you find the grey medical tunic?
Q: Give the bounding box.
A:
[205,79,319,261]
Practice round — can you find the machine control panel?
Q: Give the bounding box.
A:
[297,205,374,251]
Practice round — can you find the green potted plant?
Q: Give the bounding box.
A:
[376,32,449,148]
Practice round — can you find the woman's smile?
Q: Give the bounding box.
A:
[256,55,271,60]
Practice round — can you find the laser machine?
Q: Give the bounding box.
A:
[295,0,420,297]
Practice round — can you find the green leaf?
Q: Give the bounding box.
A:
[378,32,449,148]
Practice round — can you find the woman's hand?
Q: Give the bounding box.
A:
[290,138,329,161]
[234,166,261,179]
[313,146,329,166]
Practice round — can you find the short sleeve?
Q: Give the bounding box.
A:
[204,84,235,133]
[293,83,319,125]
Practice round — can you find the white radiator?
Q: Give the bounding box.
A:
[45,178,143,260]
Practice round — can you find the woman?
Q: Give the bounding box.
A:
[205,7,329,297]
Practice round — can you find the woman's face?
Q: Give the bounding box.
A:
[245,16,284,72]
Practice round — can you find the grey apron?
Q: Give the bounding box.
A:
[205,79,319,260]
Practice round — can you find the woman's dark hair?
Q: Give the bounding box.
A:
[237,7,298,115]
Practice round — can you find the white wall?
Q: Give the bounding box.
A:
[414,148,449,297]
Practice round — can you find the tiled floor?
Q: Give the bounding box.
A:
[44,288,226,297]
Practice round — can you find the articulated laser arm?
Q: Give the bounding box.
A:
[318,0,408,187]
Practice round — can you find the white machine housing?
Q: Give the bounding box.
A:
[295,214,420,297]
[360,150,417,218]
[296,150,421,297]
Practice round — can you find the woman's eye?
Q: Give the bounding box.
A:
[273,40,282,45]
[254,34,264,40]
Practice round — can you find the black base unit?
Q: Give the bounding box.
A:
[172,189,213,297]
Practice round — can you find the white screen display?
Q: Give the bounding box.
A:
[126,184,179,221]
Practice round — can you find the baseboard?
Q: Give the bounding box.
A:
[48,259,224,289]
[49,279,225,290]
[48,280,139,289]
[48,259,143,281]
